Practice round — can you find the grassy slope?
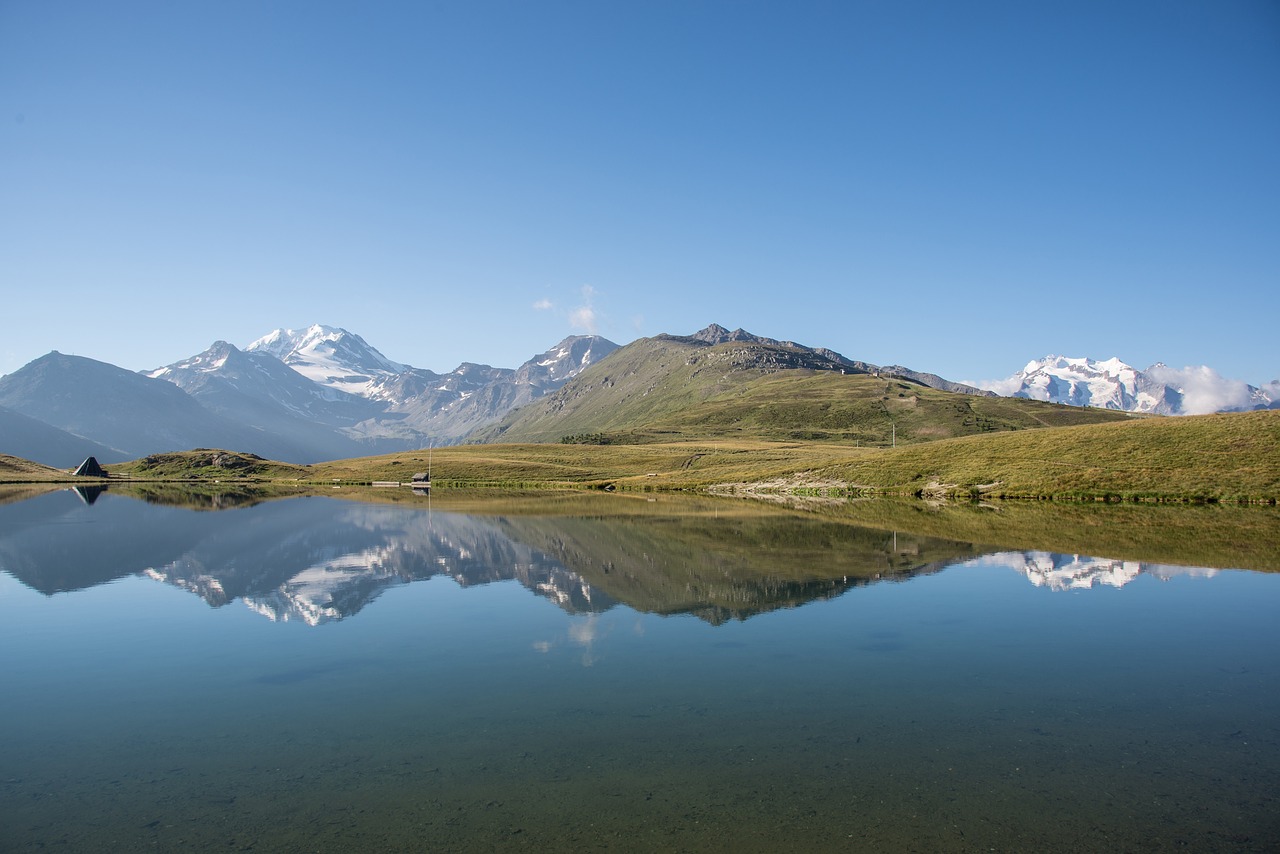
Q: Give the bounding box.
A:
[0,453,71,482]
[641,372,1131,442]
[308,441,860,488]
[311,410,1280,501]
[6,409,1277,503]
[91,410,1275,501]
[812,409,1280,501]
[477,336,1130,445]
[108,450,308,480]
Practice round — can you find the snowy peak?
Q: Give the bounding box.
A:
[1008,355,1145,410]
[518,335,619,386]
[246,324,406,397]
[146,340,243,379]
[1021,355,1132,380]
[982,355,1275,416]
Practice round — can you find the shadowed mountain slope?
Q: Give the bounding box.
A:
[0,353,304,461]
[0,405,128,467]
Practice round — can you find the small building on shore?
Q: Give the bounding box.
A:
[72,457,107,478]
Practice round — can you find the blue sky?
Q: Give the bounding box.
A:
[2,0,1277,385]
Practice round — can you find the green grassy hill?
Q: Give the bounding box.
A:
[163,409,1275,502]
[108,450,308,480]
[475,334,1130,445]
[807,409,1280,501]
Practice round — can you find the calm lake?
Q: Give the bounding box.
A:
[1,486,1278,852]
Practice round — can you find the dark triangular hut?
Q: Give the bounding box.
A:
[72,456,107,478]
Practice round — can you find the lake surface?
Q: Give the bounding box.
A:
[1,487,1278,852]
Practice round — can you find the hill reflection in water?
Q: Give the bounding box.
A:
[0,486,1257,625]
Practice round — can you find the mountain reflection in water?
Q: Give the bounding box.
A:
[0,486,1244,627]
[970,551,1220,591]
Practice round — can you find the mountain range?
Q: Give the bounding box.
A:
[0,322,1003,466]
[1,323,1273,468]
[979,355,1279,416]
[0,325,617,467]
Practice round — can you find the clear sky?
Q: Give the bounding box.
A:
[2,0,1277,386]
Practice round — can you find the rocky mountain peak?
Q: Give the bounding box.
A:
[688,324,775,346]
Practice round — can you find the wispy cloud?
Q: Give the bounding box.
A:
[970,375,1025,396]
[532,298,553,311]
[569,285,599,334]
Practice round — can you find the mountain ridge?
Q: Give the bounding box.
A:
[474,324,1127,445]
[0,329,620,465]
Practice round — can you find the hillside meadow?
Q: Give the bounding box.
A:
[809,409,1280,502]
[310,409,1280,502]
[6,408,1274,504]
[478,340,1131,445]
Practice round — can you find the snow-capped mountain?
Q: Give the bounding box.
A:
[246,324,406,398]
[516,334,616,386]
[155,327,618,453]
[241,324,617,412]
[378,335,621,442]
[143,341,386,461]
[146,340,380,425]
[979,355,1278,416]
[0,326,620,465]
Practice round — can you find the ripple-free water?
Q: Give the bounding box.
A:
[1,489,1277,851]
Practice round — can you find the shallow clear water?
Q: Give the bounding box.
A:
[1,489,1277,852]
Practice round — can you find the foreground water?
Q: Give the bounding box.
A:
[1,487,1277,852]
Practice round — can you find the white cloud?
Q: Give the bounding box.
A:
[569,285,599,334]
[970,375,1026,396]
[532,299,553,311]
[1145,364,1255,415]
[569,306,598,333]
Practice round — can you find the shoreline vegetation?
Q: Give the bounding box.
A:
[2,409,1277,505]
